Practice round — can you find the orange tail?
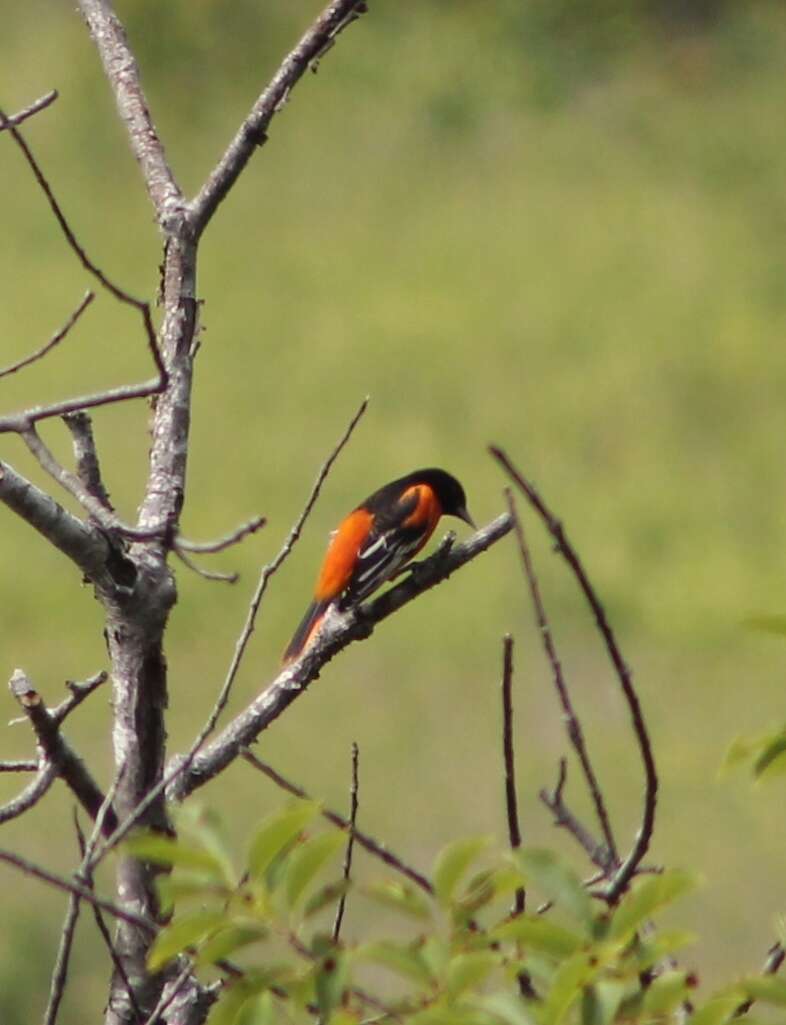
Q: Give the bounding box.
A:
[282,599,330,663]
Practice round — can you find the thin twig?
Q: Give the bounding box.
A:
[0,105,166,385]
[0,89,58,130]
[74,816,143,1023]
[173,546,238,584]
[50,671,109,727]
[177,514,266,554]
[172,510,512,801]
[501,636,525,915]
[143,960,193,1025]
[87,400,369,869]
[539,760,610,873]
[0,759,39,772]
[491,453,655,902]
[242,749,434,896]
[9,669,117,834]
[490,447,658,903]
[63,412,114,512]
[0,847,156,931]
[503,488,618,871]
[332,741,359,943]
[43,784,121,1025]
[0,762,57,824]
[736,942,786,1017]
[189,0,368,237]
[0,292,94,380]
[20,427,164,540]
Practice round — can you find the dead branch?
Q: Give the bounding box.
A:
[500,635,526,914]
[242,748,433,895]
[0,759,38,772]
[503,489,617,871]
[170,511,513,801]
[0,104,166,385]
[0,761,57,825]
[332,741,359,943]
[76,0,184,225]
[63,412,114,512]
[50,671,109,726]
[492,447,658,902]
[176,514,266,554]
[173,547,238,584]
[0,291,94,380]
[0,89,58,130]
[0,459,112,582]
[189,0,368,237]
[9,669,118,835]
[539,759,610,872]
[0,846,156,931]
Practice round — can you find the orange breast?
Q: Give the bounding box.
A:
[401,484,442,534]
[315,507,374,600]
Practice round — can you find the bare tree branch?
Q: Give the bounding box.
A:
[189,0,368,237]
[75,0,184,224]
[332,741,359,943]
[73,815,144,1024]
[0,105,166,385]
[539,759,610,873]
[491,447,658,903]
[176,514,266,554]
[503,488,617,871]
[0,759,38,772]
[9,669,118,835]
[0,459,112,582]
[0,291,94,380]
[171,511,512,801]
[500,635,525,914]
[49,671,109,726]
[173,546,238,584]
[21,426,164,540]
[0,89,58,130]
[0,761,57,825]
[242,749,434,896]
[0,847,156,932]
[43,786,120,1025]
[63,412,114,512]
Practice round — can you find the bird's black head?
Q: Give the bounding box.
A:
[414,468,476,528]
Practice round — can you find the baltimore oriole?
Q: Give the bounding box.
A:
[283,468,475,662]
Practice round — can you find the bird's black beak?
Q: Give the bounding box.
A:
[456,505,476,529]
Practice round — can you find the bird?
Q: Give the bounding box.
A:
[283,467,475,662]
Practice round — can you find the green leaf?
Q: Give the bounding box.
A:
[284,830,346,908]
[125,831,229,882]
[361,880,433,921]
[635,929,697,970]
[642,971,690,1015]
[175,804,236,886]
[741,976,786,1006]
[236,992,276,1025]
[196,923,269,966]
[207,969,294,1025]
[514,850,594,932]
[688,994,744,1025]
[492,916,583,959]
[433,837,492,908]
[446,952,499,999]
[247,801,320,881]
[303,879,350,919]
[357,940,433,987]
[315,949,349,1021]
[155,872,229,915]
[581,980,628,1025]
[540,953,597,1025]
[148,909,226,972]
[754,736,786,778]
[471,991,536,1025]
[609,870,698,941]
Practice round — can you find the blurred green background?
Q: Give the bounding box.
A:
[2,0,786,1019]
